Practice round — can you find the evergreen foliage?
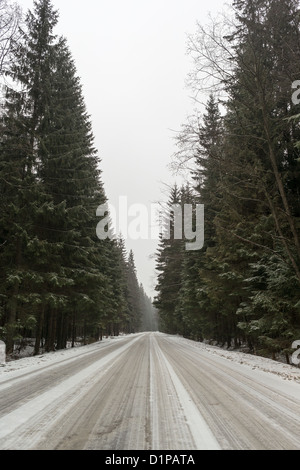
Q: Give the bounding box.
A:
[0,0,150,355]
[154,0,300,363]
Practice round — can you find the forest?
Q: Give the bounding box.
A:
[0,0,299,365]
[0,0,157,357]
[154,0,300,363]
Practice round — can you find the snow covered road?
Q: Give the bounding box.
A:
[0,332,299,450]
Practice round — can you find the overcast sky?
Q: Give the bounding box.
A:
[20,0,229,297]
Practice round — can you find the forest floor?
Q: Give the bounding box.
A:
[0,332,299,450]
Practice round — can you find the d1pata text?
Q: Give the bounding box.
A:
[105,454,196,467]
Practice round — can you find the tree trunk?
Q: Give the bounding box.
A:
[285,352,290,365]
[6,238,22,354]
[71,311,76,348]
[45,309,56,352]
[34,304,44,356]
[259,93,300,264]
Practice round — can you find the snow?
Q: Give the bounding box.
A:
[0,332,299,450]
[0,334,134,383]
[168,335,300,385]
[0,338,143,439]
[152,335,221,450]
[1,333,299,385]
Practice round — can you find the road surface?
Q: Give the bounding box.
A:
[0,332,299,450]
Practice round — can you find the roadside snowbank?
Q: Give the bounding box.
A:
[1,332,300,385]
[0,334,132,381]
[170,334,300,384]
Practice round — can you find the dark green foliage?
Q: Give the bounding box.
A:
[0,0,144,355]
[154,0,300,362]
[154,185,192,334]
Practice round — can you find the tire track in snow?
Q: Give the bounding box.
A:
[158,335,300,450]
[0,334,145,449]
[151,334,221,450]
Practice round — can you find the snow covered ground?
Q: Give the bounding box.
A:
[171,335,300,384]
[0,332,299,450]
[1,333,299,384]
[0,334,129,378]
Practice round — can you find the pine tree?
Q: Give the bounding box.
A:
[174,97,240,345]
[0,0,116,354]
[0,0,60,353]
[219,0,300,356]
[36,36,110,352]
[228,0,300,280]
[162,0,300,358]
[104,237,131,337]
[154,185,189,334]
[126,250,142,333]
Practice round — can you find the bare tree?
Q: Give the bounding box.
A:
[0,0,21,77]
[179,1,300,282]
[185,12,236,100]
[170,12,235,176]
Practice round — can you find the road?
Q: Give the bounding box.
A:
[0,332,299,450]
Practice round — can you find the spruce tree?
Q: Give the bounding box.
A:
[220,0,300,356]
[0,0,115,354]
[0,0,60,353]
[126,250,142,333]
[161,0,300,357]
[154,185,188,334]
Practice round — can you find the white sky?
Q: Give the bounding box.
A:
[20,0,229,297]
